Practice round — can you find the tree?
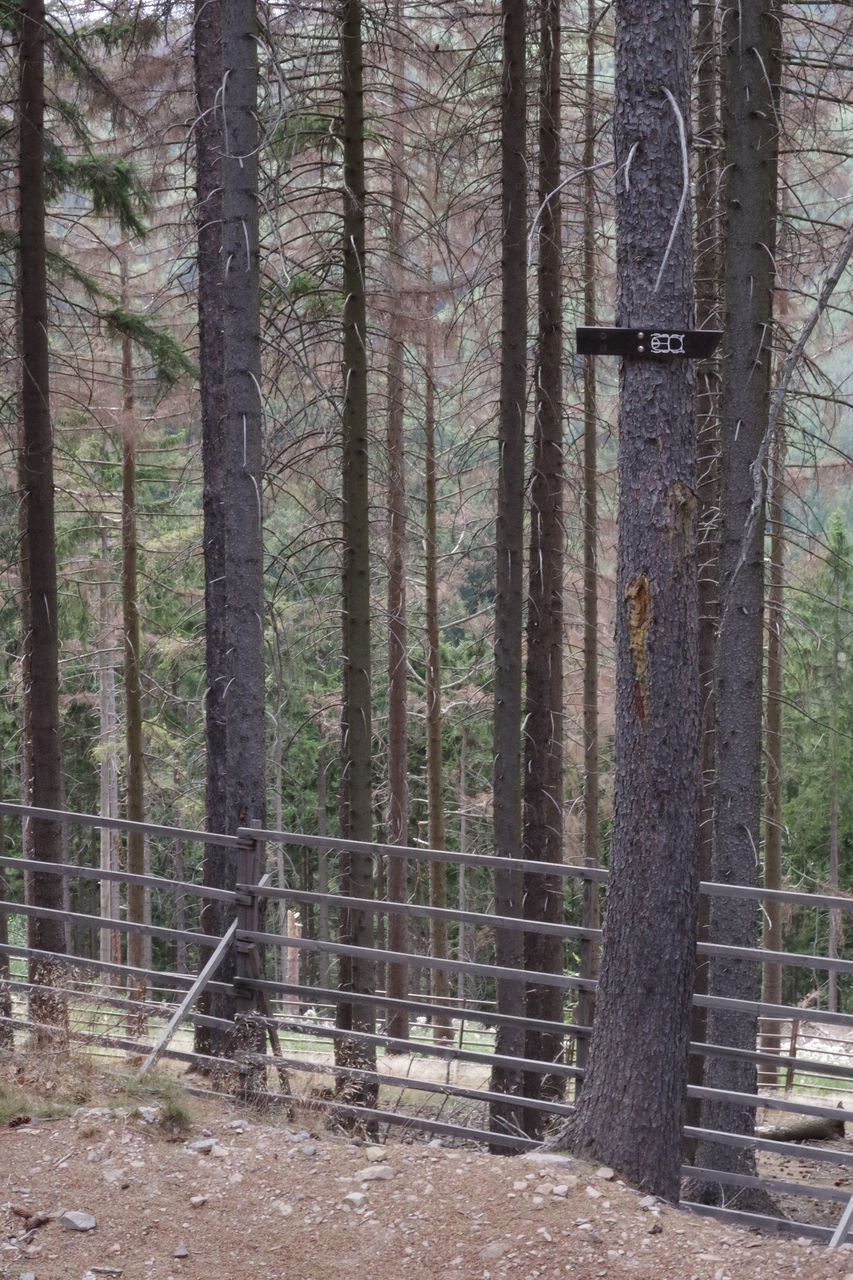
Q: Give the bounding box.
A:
[691,1,782,1207]
[335,0,377,1104]
[19,0,68,1040]
[548,0,700,1200]
[522,0,564,1130]
[489,0,528,1144]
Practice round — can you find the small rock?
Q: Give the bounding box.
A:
[301,1143,317,1157]
[187,1138,216,1155]
[595,1166,615,1180]
[275,1201,294,1216]
[648,1222,663,1236]
[356,1165,394,1182]
[344,1192,366,1208]
[189,1195,206,1209]
[173,1243,189,1258]
[512,1180,528,1192]
[479,1241,508,1261]
[364,1146,386,1163]
[552,1183,573,1198]
[638,1195,658,1210]
[585,1186,602,1199]
[138,1107,159,1125]
[61,1210,97,1232]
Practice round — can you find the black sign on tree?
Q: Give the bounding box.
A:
[576,325,722,359]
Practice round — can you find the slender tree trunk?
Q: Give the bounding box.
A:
[692,1,781,1209]
[760,419,785,1069]
[489,0,528,1148]
[336,0,377,1106]
[0,739,12,1048]
[522,0,564,1132]
[687,0,721,1134]
[424,320,451,1044]
[20,0,68,1041]
[317,744,331,993]
[121,269,147,1033]
[577,0,600,1088]
[457,733,469,1007]
[193,0,232,1059]
[548,0,699,1201]
[98,525,120,988]
[385,6,409,1045]
[828,563,841,1014]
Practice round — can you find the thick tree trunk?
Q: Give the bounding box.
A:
[548,0,699,1201]
[424,322,451,1044]
[385,9,409,1046]
[121,272,147,1032]
[193,0,233,1058]
[489,0,528,1148]
[577,0,600,1087]
[693,1,781,1209]
[336,0,377,1108]
[20,0,68,1041]
[522,0,564,1132]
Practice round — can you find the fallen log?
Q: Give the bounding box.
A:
[756,1112,846,1143]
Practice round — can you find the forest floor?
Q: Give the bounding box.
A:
[2,1054,853,1280]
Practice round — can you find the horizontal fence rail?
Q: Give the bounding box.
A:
[2,801,853,1241]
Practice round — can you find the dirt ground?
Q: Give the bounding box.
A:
[2,1062,853,1280]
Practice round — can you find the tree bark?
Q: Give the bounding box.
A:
[20,0,68,1041]
[577,0,600,1089]
[0,739,12,1049]
[424,319,451,1044]
[688,0,721,1136]
[548,0,699,1201]
[693,1,781,1209]
[489,0,528,1148]
[522,0,565,1132]
[385,7,409,1046]
[336,0,377,1109]
[193,0,233,1059]
[98,523,120,988]
[120,263,147,1032]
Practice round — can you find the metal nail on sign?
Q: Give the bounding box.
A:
[576,326,723,359]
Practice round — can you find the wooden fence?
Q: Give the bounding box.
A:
[2,800,853,1241]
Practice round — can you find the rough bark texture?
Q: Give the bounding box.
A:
[577,0,600,1085]
[336,0,377,1104]
[193,0,234,1058]
[98,526,120,985]
[424,323,451,1043]
[522,0,564,1131]
[488,0,528,1147]
[20,0,68,1039]
[0,746,12,1048]
[549,0,699,1202]
[384,10,409,1046]
[687,0,721,1138]
[692,1,781,1207]
[121,282,147,1026]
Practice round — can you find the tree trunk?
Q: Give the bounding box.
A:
[522,0,564,1133]
[193,0,232,1059]
[548,0,699,1202]
[688,0,721,1135]
[385,6,409,1046]
[120,265,147,1033]
[761,420,785,1069]
[317,744,331,993]
[0,739,12,1049]
[692,1,781,1209]
[425,319,451,1044]
[98,524,120,988]
[20,0,68,1042]
[336,0,377,1110]
[577,0,600,1088]
[489,0,528,1148]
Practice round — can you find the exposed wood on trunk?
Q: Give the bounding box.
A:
[489,0,528,1148]
[20,0,68,1041]
[756,1114,845,1144]
[548,0,699,1201]
[522,0,565,1132]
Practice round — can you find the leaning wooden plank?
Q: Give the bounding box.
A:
[136,919,237,1080]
